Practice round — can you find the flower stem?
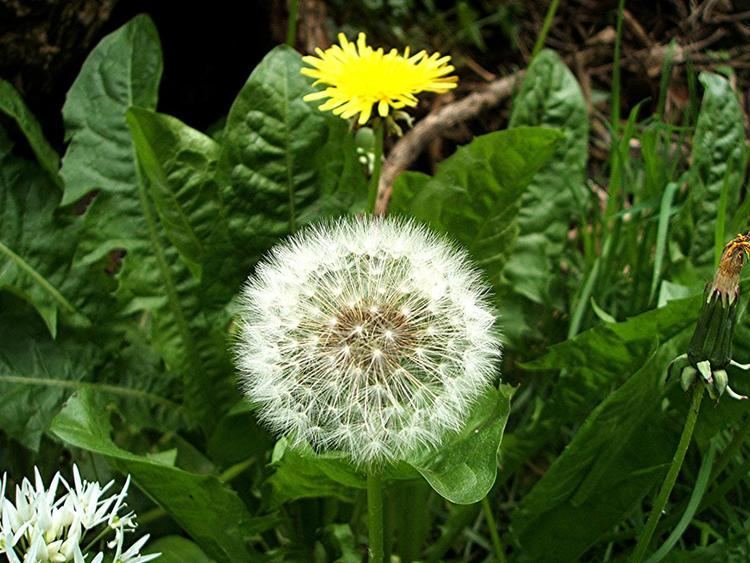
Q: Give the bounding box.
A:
[631,384,705,562]
[368,120,385,214]
[367,472,385,563]
[481,496,507,563]
[286,0,299,47]
[219,457,255,483]
[531,0,560,59]
[82,523,116,554]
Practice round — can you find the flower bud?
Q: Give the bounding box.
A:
[672,233,750,400]
[687,283,739,371]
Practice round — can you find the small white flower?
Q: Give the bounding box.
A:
[236,216,502,466]
[114,534,160,563]
[0,466,157,563]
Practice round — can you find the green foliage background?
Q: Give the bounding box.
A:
[2,11,750,562]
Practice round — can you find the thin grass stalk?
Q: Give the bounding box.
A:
[611,0,626,135]
[368,120,385,214]
[531,0,560,60]
[286,0,299,47]
[481,496,507,563]
[631,385,705,562]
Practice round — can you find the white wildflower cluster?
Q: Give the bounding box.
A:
[0,466,159,563]
[236,216,502,466]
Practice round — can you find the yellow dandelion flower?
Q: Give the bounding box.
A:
[301,32,458,125]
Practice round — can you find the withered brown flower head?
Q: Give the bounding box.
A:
[710,232,750,305]
[670,232,750,400]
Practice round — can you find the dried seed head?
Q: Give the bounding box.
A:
[710,232,750,305]
[235,216,501,466]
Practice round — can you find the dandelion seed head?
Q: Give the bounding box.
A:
[236,216,501,466]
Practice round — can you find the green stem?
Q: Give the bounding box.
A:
[286,0,299,47]
[531,0,560,59]
[367,472,385,563]
[219,457,255,483]
[630,384,705,562]
[568,236,610,338]
[82,523,117,554]
[481,496,507,563]
[368,120,385,214]
[611,0,626,135]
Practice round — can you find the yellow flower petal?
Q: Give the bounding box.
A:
[378,99,389,117]
[303,90,332,102]
[300,32,458,125]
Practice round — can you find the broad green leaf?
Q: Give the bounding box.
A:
[125,108,243,310]
[499,283,731,503]
[397,127,562,287]
[390,171,430,216]
[0,145,181,449]
[412,384,514,505]
[267,385,511,506]
[126,107,226,281]
[57,14,161,269]
[111,157,236,433]
[511,349,678,562]
[507,282,750,560]
[207,402,273,468]
[267,438,366,506]
[219,45,366,264]
[0,80,61,186]
[687,73,747,266]
[0,130,89,336]
[267,438,424,506]
[59,14,161,268]
[326,524,362,563]
[0,296,101,451]
[145,536,212,563]
[525,288,706,374]
[57,17,235,431]
[60,14,162,206]
[126,108,239,431]
[93,329,188,435]
[51,390,272,562]
[506,50,588,306]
